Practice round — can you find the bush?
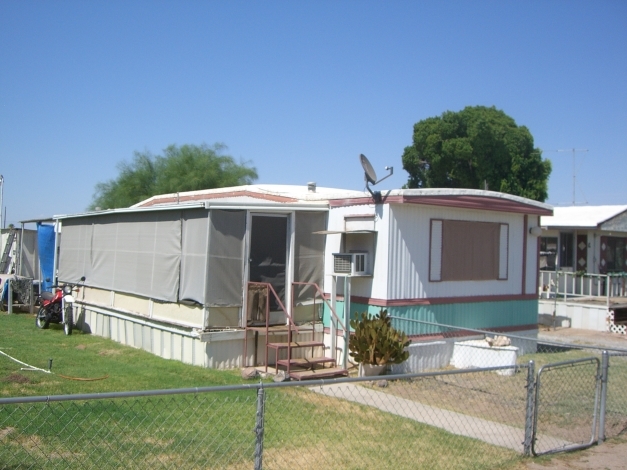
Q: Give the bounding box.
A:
[348,309,410,365]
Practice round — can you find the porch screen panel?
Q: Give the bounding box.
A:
[429,220,443,281]
[180,208,210,305]
[19,229,40,279]
[207,209,246,307]
[91,211,181,302]
[294,211,327,303]
[58,218,94,283]
[91,216,118,290]
[441,220,500,281]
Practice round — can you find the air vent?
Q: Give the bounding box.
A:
[333,252,369,276]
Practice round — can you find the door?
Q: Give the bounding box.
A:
[249,215,288,313]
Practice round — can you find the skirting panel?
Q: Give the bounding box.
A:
[391,329,538,374]
[74,305,244,369]
[74,304,329,370]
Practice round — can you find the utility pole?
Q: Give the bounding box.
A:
[546,149,588,204]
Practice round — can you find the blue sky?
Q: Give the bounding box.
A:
[1,1,626,226]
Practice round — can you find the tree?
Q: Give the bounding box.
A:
[89,143,258,210]
[401,106,552,202]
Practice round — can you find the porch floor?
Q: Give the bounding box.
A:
[543,296,627,309]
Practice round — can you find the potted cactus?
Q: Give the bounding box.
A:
[348,309,410,376]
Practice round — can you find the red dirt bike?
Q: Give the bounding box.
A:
[36,277,86,335]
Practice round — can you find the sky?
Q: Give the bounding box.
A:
[1,1,626,227]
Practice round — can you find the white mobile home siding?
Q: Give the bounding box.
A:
[324,203,389,300]
[387,204,528,300]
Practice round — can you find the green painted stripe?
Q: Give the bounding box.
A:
[323,299,538,335]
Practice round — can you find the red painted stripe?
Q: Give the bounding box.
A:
[329,194,552,216]
[522,214,528,295]
[138,190,298,207]
[322,293,538,306]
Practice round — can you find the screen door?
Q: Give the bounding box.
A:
[249,215,288,311]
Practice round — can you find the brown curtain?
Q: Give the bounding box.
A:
[441,220,500,281]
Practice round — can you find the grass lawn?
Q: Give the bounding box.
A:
[0,312,244,396]
[1,312,527,469]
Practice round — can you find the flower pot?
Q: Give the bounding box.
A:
[359,363,387,377]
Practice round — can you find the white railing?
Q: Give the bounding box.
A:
[539,270,627,303]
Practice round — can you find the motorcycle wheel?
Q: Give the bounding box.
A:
[64,306,73,335]
[36,307,51,329]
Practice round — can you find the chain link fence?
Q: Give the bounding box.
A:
[1,369,531,470]
[390,317,627,450]
[533,357,601,455]
[1,320,626,469]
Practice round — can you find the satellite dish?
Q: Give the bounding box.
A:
[358,154,393,203]
[360,154,377,185]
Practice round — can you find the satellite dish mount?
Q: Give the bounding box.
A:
[359,154,393,203]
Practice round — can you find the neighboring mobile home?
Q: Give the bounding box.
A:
[1,226,41,311]
[54,184,551,374]
[538,205,627,333]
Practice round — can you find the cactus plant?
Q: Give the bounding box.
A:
[348,309,410,366]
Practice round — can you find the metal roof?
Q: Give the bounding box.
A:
[132,184,367,207]
[540,205,627,229]
[52,184,555,220]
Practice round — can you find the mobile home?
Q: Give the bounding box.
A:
[54,184,552,374]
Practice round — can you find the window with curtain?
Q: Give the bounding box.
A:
[430,219,508,282]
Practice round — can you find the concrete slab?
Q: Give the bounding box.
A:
[309,383,572,452]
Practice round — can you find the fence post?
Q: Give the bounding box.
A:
[598,351,609,444]
[523,360,535,456]
[29,280,34,314]
[254,385,265,470]
[7,278,13,314]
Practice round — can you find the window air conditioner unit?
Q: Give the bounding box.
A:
[333,252,369,276]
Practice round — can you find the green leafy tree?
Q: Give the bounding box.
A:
[89,143,258,210]
[401,106,552,202]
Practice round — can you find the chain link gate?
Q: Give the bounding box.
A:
[532,357,601,455]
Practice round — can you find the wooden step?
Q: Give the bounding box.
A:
[267,340,324,350]
[246,324,316,333]
[288,367,348,381]
[276,357,337,369]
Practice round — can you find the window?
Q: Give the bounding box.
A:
[559,232,574,268]
[540,237,558,270]
[430,219,508,282]
[600,236,627,273]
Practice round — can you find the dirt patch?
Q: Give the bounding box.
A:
[98,349,122,356]
[0,427,16,439]
[1,373,31,384]
[525,437,627,470]
[75,344,87,350]
[143,437,175,447]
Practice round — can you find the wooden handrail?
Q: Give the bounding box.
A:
[246,281,347,377]
[247,281,299,375]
